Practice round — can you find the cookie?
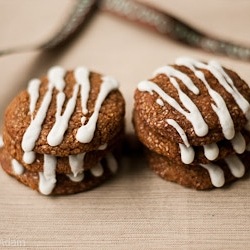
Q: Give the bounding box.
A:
[134,57,250,145]
[134,57,250,189]
[5,68,125,156]
[0,148,117,195]
[0,66,125,195]
[148,150,250,190]
[3,125,123,174]
[133,110,250,164]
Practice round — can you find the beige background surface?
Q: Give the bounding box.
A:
[0,0,250,249]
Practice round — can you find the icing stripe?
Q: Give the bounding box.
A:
[98,143,108,150]
[22,81,54,152]
[90,162,104,177]
[154,65,199,94]
[209,60,250,127]
[47,83,79,146]
[69,153,86,177]
[76,76,119,143]
[203,143,219,161]
[0,135,4,147]
[23,151,36,164]
[74,67,90,115]
[138,80,208,137]
[22,66,119,167]
[156,98,164,106]
[166,119,190,147]
[200,163,225,187]
[48,66,66,91]
[224,155,245,178]
[67,173,84,182]
[27,79,41,119]
[139,57,249,145]
[176,57,250,129]
[230,132,246,154]
[175,57,235,140]
[179,144,195,164]
[38,154,57,195]
[106,153,118,173]
[11,159,24,175]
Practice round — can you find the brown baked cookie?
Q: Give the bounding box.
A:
[147,150,250,190]
[133,110,250,165]
[1,66,125,195]
[4,67,125,156]
[3,125,124,174]
[134,57,250,146]
[0,148,117,195]
[134,57,250,189]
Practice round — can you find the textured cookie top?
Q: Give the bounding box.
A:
[4,66,125,158]
[135,57,250,146]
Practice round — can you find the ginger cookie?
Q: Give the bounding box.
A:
[1,66,125,195]
[134,57,250,189]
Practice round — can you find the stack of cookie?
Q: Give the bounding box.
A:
[0,66,125,195]
[134,57,250,189]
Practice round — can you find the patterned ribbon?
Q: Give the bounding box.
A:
[100,0,250,62]
[0,0,250,62]
[0,0,98,56]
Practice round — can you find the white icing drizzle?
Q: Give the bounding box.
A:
[166,119,190,147]
[138,80,208,137]
[27,79,41,119]
[139,57,250,143]
[48,66,66,91]
[23,151,36,164]
[98,143,108,150]
[230,132,246,154]
[22,77,46,163]
[68,153,86,177]
[76,76,119,143]
[47,83,79,146]
[22,66,118,168]
[90,162,104,177]
[138,57,250,164]
[208,60,250,129]
[175,57,235,140]
[203,143,219,161]
[176,57,250,129]
[19,66,120,195]
[106,153,118,173]
[178,58,249,112]
[67,173,84,182]
[11,159,24,175]
[224,155,245,178]
[156,98,164,106]
[153,65,199,94]
[74,67,90,115]
[38,154,57,195]
[21,80,54,157]
[179,144,195,164]
[0,135,4,147]
[200,163,225,187]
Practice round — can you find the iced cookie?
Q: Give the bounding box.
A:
[134,57,250,189]
[0,66,125,195]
